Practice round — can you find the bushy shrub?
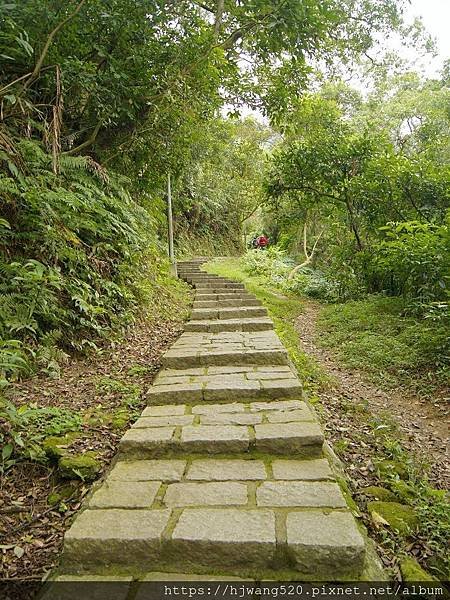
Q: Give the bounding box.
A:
[241,250,341,302]
[282,267,340,301]
[372,216,449,316]
[0,141,183,382]
[242,248,291,279]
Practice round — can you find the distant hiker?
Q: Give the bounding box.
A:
[256,234,269,249]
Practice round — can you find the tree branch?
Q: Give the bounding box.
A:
[64,120,102,155]
[22,0,87,92]
[278,183,343,203]
[192,0,214,12]
[213,0,225,42]
[288,223,324,279]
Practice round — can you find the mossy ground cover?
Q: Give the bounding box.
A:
[206,257,449,582]
[317,296,449,397]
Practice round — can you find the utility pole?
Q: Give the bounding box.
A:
[167,172,177,276]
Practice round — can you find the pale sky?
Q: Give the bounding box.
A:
[403,0,450,76]
[228,0,449,120]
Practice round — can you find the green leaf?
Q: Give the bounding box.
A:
[2,444,13,461]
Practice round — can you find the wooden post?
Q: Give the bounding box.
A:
[167,172,177,276]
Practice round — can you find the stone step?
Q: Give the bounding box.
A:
[61,450,365,578]
[54,256,368,583]
[184,276,228,282]
[185,317,273,332]
[120,399,322,458]
[186,278,232,285]
[180,272,223,277]
[194,283,245,290]
[162,331,289,368]
[146,366,301,404]
[193,298,262,308]
[195,292,256,300]
[178,268,207,274]
[190,307,268,320]
[180,272,220,277]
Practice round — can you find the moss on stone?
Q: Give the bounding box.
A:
[336,476,360,514]
[362,486,398,502]
[389,480,415,501]
[43,433,79,459]
[368,501,418,534]
[400,558,439,582]
[374,459,408,480]
[59,453,100,481]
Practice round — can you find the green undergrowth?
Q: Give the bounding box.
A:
[317,296,449,396]
[0,141,192,387]
[205,258,330,394]
[346,402,450,580]
[175,231,241,260]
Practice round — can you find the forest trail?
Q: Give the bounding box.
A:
[42,259,376,595]
[295,304,449,488]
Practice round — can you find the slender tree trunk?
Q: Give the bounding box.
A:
[344,197,363,250]
[288,222,324,279]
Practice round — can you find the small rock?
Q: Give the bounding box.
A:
[367,501,418,535]
[400,557,439,582]
[59,454,101,481]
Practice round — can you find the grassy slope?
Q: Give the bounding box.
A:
[318,296,449,397]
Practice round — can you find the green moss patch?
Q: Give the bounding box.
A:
[362,486,398,502]
[59,453,100,481]
[400,558,439,582]
[374,459,408,480]
[368,501,418,534]
[43,433,80,459]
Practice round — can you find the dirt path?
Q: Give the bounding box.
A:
[295,302,449,488]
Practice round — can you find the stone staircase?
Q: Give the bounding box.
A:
[50,258,370,587]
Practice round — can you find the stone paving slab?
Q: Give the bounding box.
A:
[195,292,255,300]
[163,330,287,369]
[119,401,322,458]
[89,480,161,509]
[148,367,301,403]
[194,284,245,291]
[286,510,365,576]
[255,422,323,455]
[169,508,276,570]
[63,508,171,568]
[107,459,186,482]
[186,459,267,481]
[185,317,274,332]
[191,306,268,320]
[164,482,248,507]
[271,458,333,480]
[193,298,261,308]
[256,481,347,508]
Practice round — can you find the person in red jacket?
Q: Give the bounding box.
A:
[256,234,269,249]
